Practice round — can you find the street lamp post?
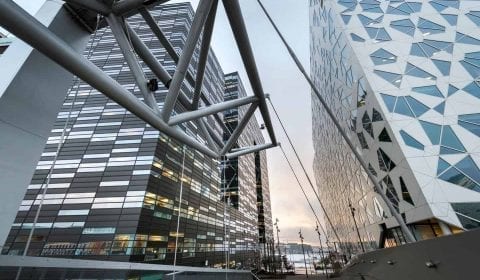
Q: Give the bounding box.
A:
[348,199,365,253]
[315,224,328,278]
[299,229,308,278]
[274,218,283,274]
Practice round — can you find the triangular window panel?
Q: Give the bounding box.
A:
[382,175,399,212]
[400,130,424,150]
[460,52,480,79]
[379,128,392,142]
[432,59,451,75]
[341,15,352,24]
[448,84,459,96]
[437,157,451,175]
[412,85,443,97]
[372,108,383,122]
[463,81,480,99]
[360,2,383,13]
[377,148,396,172]
[370,48,397,65]
[358,14,383,26]
[387,2,421,15]
[381,93,397,112]
[420,120,441,145]
[417,18,446,35]
[390,19,415,36]
[458,113,480,137]
[433,101,446,114]
[400,177,415,205]
[406,63,437,80]
[456,32,480,46]
[441,14,458,26]
[466,11,480,27]
[405,96,429,117]
[430,0,459,12]
[365,27,392,41]
[439,167,480,192]
[455,156,480,185]
[394,97,414,117]
[374,70,402,87]
[351,33,365,42]
[440,126,466,153]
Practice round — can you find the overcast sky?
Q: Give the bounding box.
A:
[12,0,323,245]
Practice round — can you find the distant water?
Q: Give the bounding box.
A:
[284,253,320,275]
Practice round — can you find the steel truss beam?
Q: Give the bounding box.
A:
[0,0,278,159]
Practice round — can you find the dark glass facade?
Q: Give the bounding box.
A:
[2,3,271,269]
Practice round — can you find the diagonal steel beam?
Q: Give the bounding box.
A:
[191,0,218,109]
[196,119,219,152]
[226,143,275,159]
[113,0,170,15]
[0,0,218,158]
[220,102,258,155]
[139,7,230,134]
[64,0,111,15]
[222,0,277,146]
[161,0,215,122]
[107,14,161,115]
[169,95,258,126]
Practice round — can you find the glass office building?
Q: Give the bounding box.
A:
[310,0,480,253]
[222,72,274,247]
[2,2,271,269]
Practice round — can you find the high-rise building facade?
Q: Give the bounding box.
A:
[2,2,270,269]
[222,72,274,246]
[310,0,480,253]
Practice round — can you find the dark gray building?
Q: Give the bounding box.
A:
[2,2,271,269]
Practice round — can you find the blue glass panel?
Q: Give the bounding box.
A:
[418,18,446,34]
[370,48,397,65]
[456,156,480,184]
[452,202,480,229]
[410,43,428,57]
[429,0,459,12]
[456,32,480,45]
[439,167,480,191]
[432,59,451,75]
[466,11,480,27]
[441,126,466,152]
[394,97,414,117]
[338,0,358,9]
[381,93,396,112]
[412,85,443,97]
[460,61,480,78]
[351,33,365,42]
[448,84,459,96]
[434,101,445,114]
[440,146,462,154]
[420,120,441,145]
[361,3,383,13]
[406,63,436,80]
[391,25,415,36]
[437,157,451,175]
[374,70,402,87]
[391,19,415,28]
[458,113,480,125]
[358,14,383,26]
[463,82,480,99]
[458,121,480,137]
[376,28,392,41]
[441,14,458,25]
[466,52,480,60]
[400,130,424,150]
[424,39,453,53]
[405,96,429,117]
[341,15,351,24]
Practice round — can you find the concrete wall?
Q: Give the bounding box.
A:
[0,2,90,248]
[340,229,480,280]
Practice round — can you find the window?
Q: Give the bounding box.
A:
[82,227,116,235]
[399,177,414,205]
[370,48,397,65]
[420,120,441,145]
[377,148,396,172]
[58,209,89,216]
[378,128,392,142]
[400,130,424,150]
[374,70,402,87]
[412,85,443,97]
[390,19,415,36]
